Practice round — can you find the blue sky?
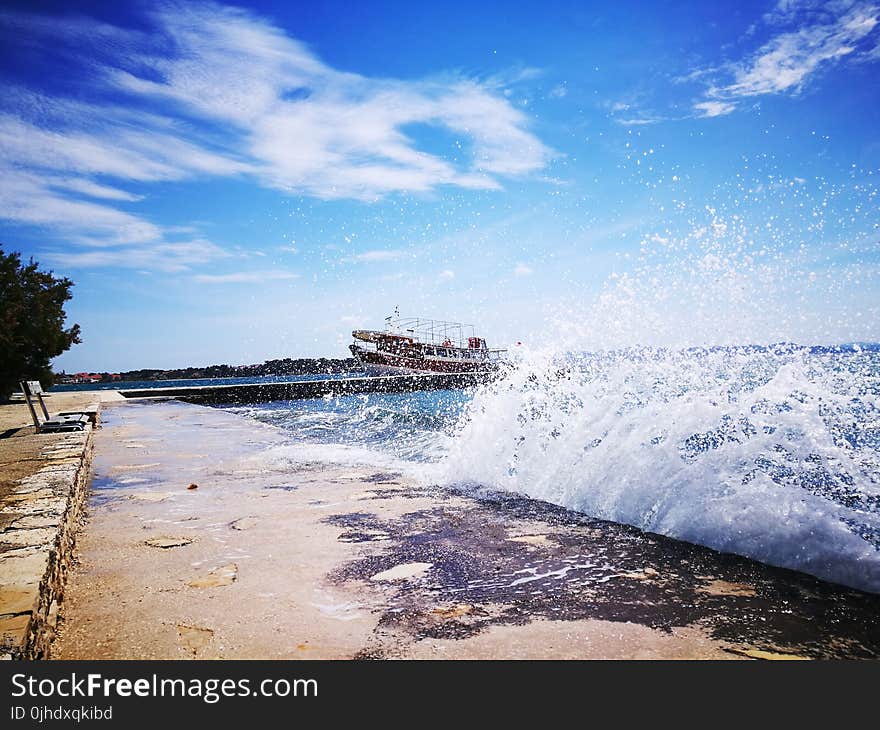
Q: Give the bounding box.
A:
[1,0,878,371]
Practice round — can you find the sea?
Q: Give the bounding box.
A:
[58,344,880,593]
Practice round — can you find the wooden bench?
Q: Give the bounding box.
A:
[19,380,90,433]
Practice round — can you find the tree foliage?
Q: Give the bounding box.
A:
[0,246,81,401]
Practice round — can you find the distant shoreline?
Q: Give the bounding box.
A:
[50,370,365,393]
[53,357,360,388]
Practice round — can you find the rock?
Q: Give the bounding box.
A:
[0,614,31,649]
[0,588,37,616]
[0,527,57,548]
[187,483,198,490]
[144,536,195,549]
[369,562,433,582]
[187,563,238,588]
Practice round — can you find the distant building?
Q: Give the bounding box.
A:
[71,372,103,383]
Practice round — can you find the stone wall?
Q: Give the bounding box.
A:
[0,424,95,659]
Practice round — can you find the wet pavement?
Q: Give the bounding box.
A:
[53,399,880,660]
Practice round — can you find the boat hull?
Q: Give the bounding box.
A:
[350,345,499,375]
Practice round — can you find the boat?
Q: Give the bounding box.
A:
[349,313,508,375]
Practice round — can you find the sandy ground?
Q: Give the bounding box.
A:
[53,399,880,660]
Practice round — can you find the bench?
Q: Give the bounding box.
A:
[19,380,90,433]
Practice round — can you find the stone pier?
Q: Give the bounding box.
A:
[0,391,121,659]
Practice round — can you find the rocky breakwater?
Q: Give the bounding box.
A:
[0,425,95,659]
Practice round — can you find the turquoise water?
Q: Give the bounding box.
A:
[228,387,471,463]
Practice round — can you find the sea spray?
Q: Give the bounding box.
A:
[434,189,880,592]
[233,196,880,591]
[440,344,880,591]
[438,193,880,590]
[230,344,880,591]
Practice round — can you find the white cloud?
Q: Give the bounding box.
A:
[50,177,143,202]
[438,269,455,281]
[0,1,552,271]
[108,2,551,198]
[513,263,534,276]
[693,2,879,116]
[192,270,299,284]
[616,116,665,126]
[0,112,247,183]
[44,240,229,272]
[0,167,164,245]
[693,101,738,118]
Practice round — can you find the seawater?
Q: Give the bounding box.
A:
[229,344,880,593]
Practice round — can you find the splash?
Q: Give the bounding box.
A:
[440,202,880,592]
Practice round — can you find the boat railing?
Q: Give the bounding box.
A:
[353,315,508,359]
[384,316,479,349]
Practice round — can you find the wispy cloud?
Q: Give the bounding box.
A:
[192,270,299,284]
[694,2,879,117]
[616,115,667,126]
[693,100,738,118]
[513,263,534,276]
[0,168,164,246]
[0,1,551,271]
[44,240,229,273]
[607,1,880,124]
[50,178,144,202]
[438,269,455,281]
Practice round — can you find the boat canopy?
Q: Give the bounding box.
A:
[358,315,485,349]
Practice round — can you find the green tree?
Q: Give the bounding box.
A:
[0,246,81,401]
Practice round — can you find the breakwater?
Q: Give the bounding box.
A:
[120,371,494,404]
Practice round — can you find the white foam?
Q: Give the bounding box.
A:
[440,346,880,592]
[240,439,430,481]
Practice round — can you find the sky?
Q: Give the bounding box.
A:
[0,0,878,371]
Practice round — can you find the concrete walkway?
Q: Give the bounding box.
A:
[52,399,880,659]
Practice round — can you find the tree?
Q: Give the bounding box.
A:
[0,246,81,401]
